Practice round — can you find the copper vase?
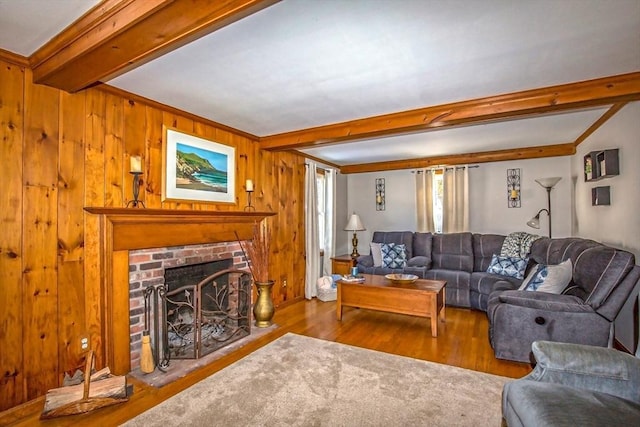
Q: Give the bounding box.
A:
[253,280,275,327]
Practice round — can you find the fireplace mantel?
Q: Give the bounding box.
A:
[84,207,276,374]
[84,207,276,250]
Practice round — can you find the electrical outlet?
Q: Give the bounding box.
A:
[282,280,287,288]
[80,334,89,352]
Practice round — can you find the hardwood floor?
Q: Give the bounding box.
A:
[1,299,531,426]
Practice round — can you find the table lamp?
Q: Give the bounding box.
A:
[344,213,365,257]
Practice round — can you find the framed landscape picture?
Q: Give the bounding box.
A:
[162,126,236,204]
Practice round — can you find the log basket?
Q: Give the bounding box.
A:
[40,351,128,419]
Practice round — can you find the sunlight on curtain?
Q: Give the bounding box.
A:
[442,165,469,233]
[304,161,320,299]
[322,169,336,275]
[416,169,436,232]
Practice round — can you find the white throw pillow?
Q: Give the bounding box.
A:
[519,259,573,294]
[370,242,383,267]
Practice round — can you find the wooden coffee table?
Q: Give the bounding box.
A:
[336,274,447,337]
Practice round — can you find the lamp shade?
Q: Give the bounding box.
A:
[344,213,365,231]
[535,177,562,189]
[526,214,541,229]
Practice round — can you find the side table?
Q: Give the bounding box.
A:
[331,254,357,276]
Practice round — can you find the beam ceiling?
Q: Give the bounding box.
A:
[260,72,640,151]
[24,1,639,174]
[30,0,279,93]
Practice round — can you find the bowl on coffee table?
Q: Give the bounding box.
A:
[385,273,418,284]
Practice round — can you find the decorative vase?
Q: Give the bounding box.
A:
[253,280,275,328]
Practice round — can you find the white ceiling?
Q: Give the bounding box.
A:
[0,0,101,55]
[1,0,639,167]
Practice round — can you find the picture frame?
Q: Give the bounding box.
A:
[162,126,236,204]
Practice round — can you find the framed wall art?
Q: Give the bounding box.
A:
[162,126,236,204]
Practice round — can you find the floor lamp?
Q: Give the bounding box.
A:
[526,177,561,237]
[344,213,365,258]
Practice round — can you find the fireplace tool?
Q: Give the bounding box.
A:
[140,287,155,373]
[141,285,170,372]
[155,284,171,370]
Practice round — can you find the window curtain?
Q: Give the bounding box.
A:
[442,165,469,233]
[322,169,336,275]
[304,161,320,299]
[416,169,435,232]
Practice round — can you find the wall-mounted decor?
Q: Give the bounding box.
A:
[592,186,611,206]
[507,168,521,208]
[162,126,236,204]
[244,179,255,211]
[127,155,146,208]
[375,178,385,210]
[584,149,619,181]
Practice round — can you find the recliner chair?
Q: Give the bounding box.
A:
[502,289,640,426]
[488,241,638,363]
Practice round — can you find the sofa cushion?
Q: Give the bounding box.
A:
[503,380,640,427]
[473,234,505,272]
[530,238,635,309]
[424,269,471,307]
[407,256,430,267]
[469,272,520,311]
[431,232,474,273]
[371,231,414,259]
[486,254,528,279]
[519,259,572,294]
[412,232,433,268]
[381,243,407,268]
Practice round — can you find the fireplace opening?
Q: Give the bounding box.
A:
[161,259,251,360]
[130,242,253,374]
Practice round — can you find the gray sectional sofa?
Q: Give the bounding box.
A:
[356,231,640,362]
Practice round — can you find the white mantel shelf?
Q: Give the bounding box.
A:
[84,207,276,374]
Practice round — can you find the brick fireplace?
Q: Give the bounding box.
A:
[129,242,250,370]
[84,207,275,375]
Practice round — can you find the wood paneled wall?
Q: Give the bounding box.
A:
[0,58,306,410]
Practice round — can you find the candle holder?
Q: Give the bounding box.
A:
[244,190,255,211]
[507,168,521,208]
[126,171,146,208]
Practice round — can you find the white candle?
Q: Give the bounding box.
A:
[246,179,254,192]
[130,155,142,173]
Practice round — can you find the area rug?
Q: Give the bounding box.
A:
[123,333,510,426]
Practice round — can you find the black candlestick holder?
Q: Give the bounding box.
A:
[126,172,146,208]
[244,190,255,211]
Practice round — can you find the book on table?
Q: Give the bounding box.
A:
[340,275,365,283]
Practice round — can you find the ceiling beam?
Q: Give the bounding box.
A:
[261,72,640,151]
[573,102,627,147]
[339,143,576,174]
[30,0,279,93]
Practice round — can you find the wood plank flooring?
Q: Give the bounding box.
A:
[0,299,531,426]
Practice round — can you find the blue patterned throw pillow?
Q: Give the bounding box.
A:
[486,254,528,279]
[381,243,407,268]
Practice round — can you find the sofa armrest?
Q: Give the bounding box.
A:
[497,290,592,313]
[356,255,373,268]
[526,340,640,403]
[407,256,430,267]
